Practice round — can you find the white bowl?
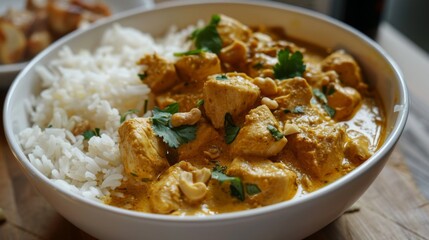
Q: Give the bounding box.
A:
[0,0,152,88]
[3,1,408,239]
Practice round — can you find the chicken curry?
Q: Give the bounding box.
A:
[105,14,385,215]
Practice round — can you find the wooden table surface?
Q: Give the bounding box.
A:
[0,88,428,240]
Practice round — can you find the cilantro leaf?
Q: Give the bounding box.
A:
[224,113,240,144]
[215,74,228,80]
[83,128,100,140]
[322,104,336,118]
[196,99,204,108]
[292,106,305,114]
[313,88,328,104]
[211,166,244,201]
[138,73,147,81]
[312,88,336,118]
[151,103,197,148]
[176,14,222,56]
[267,124,284,141]
[273,49,306,80]
[120,109,138,123]
[174,49,205,57]
[245,183,261,195]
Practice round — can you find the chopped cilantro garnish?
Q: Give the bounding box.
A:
[138,73,147,81]
[196,99,204,108]
[179,14,222,55]
[120,109,138,123]
[313,88,327,104]
[246,183,261,195]
[273,49,306,80]
[83,128,100,140]
[313,88,336,118]
[267,124,284,141]
[215,74,228,80]
[151,103,197,148]
[322,104,336,118]
[224,113,240,144]
[322,85,336,96]
[174,49,205,57]
[252,62,264,70]
[292,106,305,114]
[211,165,244,201]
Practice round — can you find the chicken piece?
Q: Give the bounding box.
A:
[287,122,347,179]
[149,161,211,214]
[219,39,248,72]
[227,157,297,206]
[321,50,368,92]
[203,73,260,128]
[138,54,179,94]
[178,121,221,160]
[155,80,204,112]
[71,0,111,17]
[217,14,252,47]
[344,135,372,165]
[118,118,169,181]
[326,83,362,121]
[2,8,36,35]
[27,30,52,57]
[0,20,26,64]
[274,77,313,110]
[47,1,83,36]
[231,105,287,157]
[174,52,221,83]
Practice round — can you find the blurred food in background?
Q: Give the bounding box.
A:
[0,0,111,64]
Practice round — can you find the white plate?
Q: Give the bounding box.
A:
[0,0,153,88]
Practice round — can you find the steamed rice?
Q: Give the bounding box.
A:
[18,23,200,201]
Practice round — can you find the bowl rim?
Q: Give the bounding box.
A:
[3,0,409,223]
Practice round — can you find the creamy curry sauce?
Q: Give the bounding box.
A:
[105,14,385,215]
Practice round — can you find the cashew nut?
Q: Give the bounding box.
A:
[171,108,201,127]
[261,97,279,110]
[193,168,211,183]
[283,123,300,136]
[178,171,208,202]
[203,145,221,159]
[253,77,278,95]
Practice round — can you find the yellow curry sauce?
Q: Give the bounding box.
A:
[105,14,385,215]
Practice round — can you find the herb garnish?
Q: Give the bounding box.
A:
[215,74,228,80]
[267,124,284,141]
[83,128,101,140]
[312,88,336,118]
[252,62,264,70]
[196,99,204,108]
[292,106,305,114]
[273,49,306,80]
[322,85,336,96]
[173,49,205,57]
[174,14,222,56]
[151,103,197,148]
[312,89,327,104]
[224,113,240,144]
[245,183,261,195]
[120,109,138,123]
[138,73,147,81]
[322,104,336,118]
[211,165,244,201]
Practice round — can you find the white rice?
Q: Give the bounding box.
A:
[18,23,200,201]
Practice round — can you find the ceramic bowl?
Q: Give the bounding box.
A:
[3,1,408,239]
